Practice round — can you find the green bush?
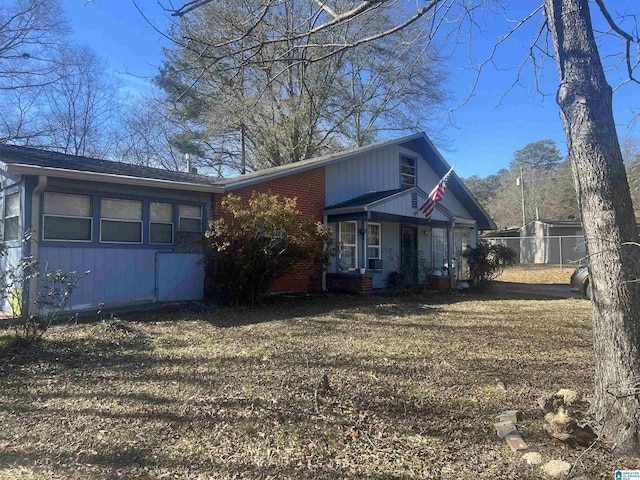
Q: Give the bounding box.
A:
[462,241,517,286]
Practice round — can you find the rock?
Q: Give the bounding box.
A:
[495,410,519,424]
[543,406,597,447]
[521,452,543,466]
[494,420,518,439]
[556,388,580,405]
[540,459,571,478]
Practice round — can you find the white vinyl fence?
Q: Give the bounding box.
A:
[485,235,587,269]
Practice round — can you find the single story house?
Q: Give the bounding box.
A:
[0,133,495,315]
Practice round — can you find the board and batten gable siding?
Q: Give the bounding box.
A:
[213,166,326,293]
[324,144,475,222]
[413,149,473,220]
[325,145,401,205]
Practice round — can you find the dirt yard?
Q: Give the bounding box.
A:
[0,275,632,479]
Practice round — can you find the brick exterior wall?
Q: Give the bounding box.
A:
[211,167,326,294]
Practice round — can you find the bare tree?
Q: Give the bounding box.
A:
[39,46,121,157]
[0,0,68,91]
[155,0,448,171]
[114,96,227,175]
[0,0,69,144]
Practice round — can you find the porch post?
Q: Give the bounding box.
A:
[322,215,328,291]
[363,219,368,272]
[448,219,456,289]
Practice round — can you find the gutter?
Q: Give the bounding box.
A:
[5,164,224,194]
[28,175,47,316]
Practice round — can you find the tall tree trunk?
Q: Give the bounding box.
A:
[545,0,640,455]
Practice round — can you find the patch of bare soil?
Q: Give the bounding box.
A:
[0,294,635,479]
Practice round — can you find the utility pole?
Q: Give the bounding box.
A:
[518,166,526,226]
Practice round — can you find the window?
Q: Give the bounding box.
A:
[150,202,173,244]
[432,227,447,270]
[179,204,202,232]
[100,198,142,243]
[339,221,357,270]
[400,156,416,187]
[4,192,19,241]
[43,193,92,241]
[367,223,381,260]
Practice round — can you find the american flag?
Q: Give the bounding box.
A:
[419,166,454,221]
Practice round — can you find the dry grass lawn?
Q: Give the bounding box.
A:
[0,283,637,478]
[496,264,574,285]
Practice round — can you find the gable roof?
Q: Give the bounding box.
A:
[0,144,224,193]
[323,186,458,224]
[220,133,495,230]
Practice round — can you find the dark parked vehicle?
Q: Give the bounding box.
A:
[570,264,590,299]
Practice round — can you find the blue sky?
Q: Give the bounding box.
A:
[64,1,638,179]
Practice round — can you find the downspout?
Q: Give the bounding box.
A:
[28,175,47,317]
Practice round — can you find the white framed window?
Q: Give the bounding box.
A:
[179,204,202,232]
[367,223,381,260]
[100,198,142,243]
[432,227,447,270]
[400,156,416,187]
[3,191,20,241]
[43,192,92,242]
[150,202,174,244]
[339,221,357,270]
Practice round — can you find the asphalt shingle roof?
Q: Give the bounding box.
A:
[0,144,222,187]
[324,189,405,210]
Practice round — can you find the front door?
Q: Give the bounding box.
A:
[400,225,418,286]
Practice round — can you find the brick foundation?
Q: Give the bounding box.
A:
[428,275,451,292]
[326,273,373,295]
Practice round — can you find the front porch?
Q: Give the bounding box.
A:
[323,188,476,293]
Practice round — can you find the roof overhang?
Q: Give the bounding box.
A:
[4,163,225,194]
[324,187,474,226]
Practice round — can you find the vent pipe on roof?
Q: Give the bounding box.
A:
[185,153,191,173]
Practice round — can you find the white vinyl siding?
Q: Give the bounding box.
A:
[100,198,143,243]
[43,192,92,242]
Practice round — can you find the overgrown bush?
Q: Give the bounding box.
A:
[204,192,336,305]
[462,241,517,286]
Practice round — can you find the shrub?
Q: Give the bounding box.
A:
[462,241,517,286]
[204,192,336,305]
[1,235,88,344]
